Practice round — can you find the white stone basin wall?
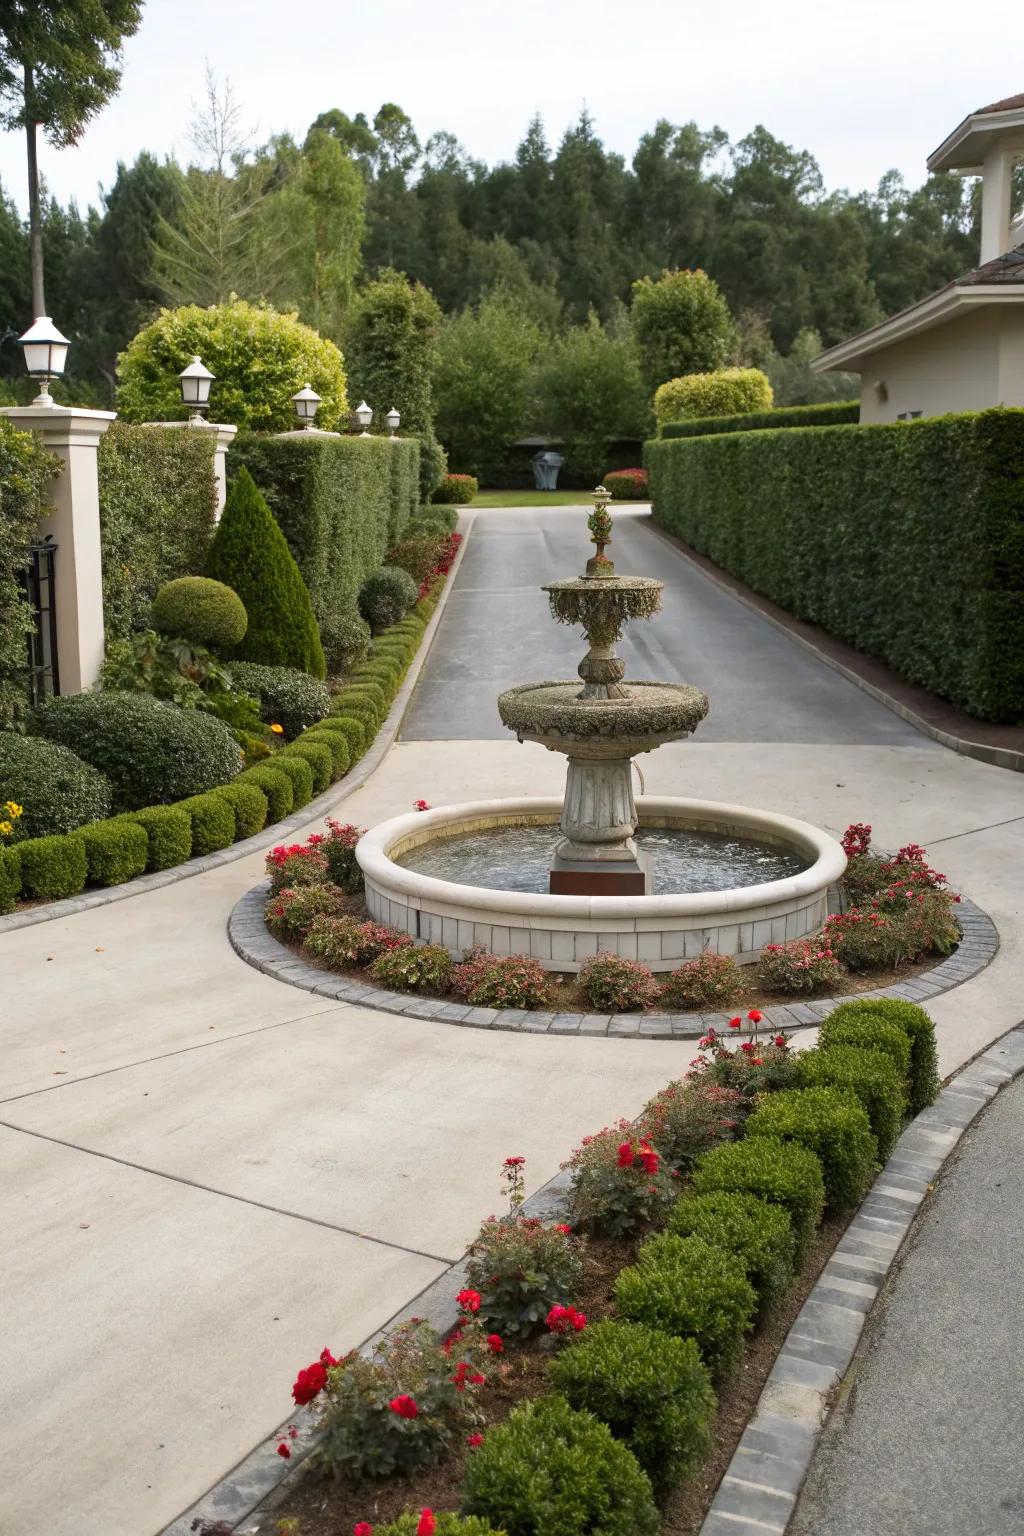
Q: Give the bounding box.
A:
[356,797,847,972]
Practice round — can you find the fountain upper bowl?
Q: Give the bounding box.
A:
[498,679,709,752]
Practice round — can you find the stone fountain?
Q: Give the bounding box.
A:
[497,486,708,895]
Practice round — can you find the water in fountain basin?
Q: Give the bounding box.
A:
[396,824,809,895]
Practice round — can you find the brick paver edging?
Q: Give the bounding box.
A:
[228,884,998,1038]
[0,517,472,937]
[161,1019,1024,1536]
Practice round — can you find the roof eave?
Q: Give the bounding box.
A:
[811,286,1024,373]
[928,108,1024,172]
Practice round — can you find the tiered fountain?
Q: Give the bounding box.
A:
[357,491,845,971]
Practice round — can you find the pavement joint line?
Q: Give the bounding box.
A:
[927,813,1024,845]
[0,1001,346,1107]
[0,1118,457,1267]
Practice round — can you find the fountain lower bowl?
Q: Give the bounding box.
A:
[356,796,846,972]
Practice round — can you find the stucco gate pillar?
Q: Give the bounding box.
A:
[1,404,115,695]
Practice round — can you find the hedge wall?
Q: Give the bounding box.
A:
[98,422,218,640]
[659,400,859,440]
[646,407,1024,723]
[0,418,59,728]
[229,433,419,640]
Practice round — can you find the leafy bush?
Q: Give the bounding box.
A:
[745,1088,878,1213]
[370,942,454,993]
[820,907,904,971]
[823,998,939,1113]
[434,473,478,504]
[647,409,1024,723]
[211,780,268,840]
[266,841,329,893]
[151,576,247,649]
[415,504,459,532]
[563,1122,678,1238]
[358,566,419,633]
[98,421,217,643]
[416,428,448,504]
[819,1014,912,1090]
[99,628,232,709]
[265,883,351,940]
[117,297,348,432]
[29,692,241,812]
[0,419,59,727]
[577,952,660,1012]
[271,753,313,810]
[462,1394,659,1536]
[604,468,648,500]
[614,1233,756,1377]
[345,268,441,441]
[692,1136,825,1263]
[0,732,112,838]
[236,764,293,822]
[639,1080,744,1172]
[797,1046,906,1161]
[304,915,411,968]
[224,660,329,740]
[549,1319,715,1497]
[659,400,859,439]
[465,1215,584,1341]
[654,367,773,427]
[661,951,742,1010]
[17,833,87,900]
[630,268,733,398]
[697,1033,801,1101]
[320,611,371,674]
[128,804,192,871]
[452,951,552,1009]
[756,938,846,994]
[667,1191,795,1311]
[0,846,20,913]
[175,791,236,855]
[75,818,148,886]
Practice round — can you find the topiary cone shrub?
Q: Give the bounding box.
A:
[207,468,326,678]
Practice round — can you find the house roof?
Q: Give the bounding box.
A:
[812,246,1024,373]
[929,93,1024,173]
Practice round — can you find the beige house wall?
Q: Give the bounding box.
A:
[855,308,1012,423]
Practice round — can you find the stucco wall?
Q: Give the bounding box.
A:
[855,306,1024,423]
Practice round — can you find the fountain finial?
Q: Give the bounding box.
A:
[585,485,615,578]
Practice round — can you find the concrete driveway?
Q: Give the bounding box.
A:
[2,506,1022,1536]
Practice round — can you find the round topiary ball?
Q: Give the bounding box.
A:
[0,731,112,839]
[152,576,248,649]
[358,566,418,633]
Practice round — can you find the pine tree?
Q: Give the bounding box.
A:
[206,468,325,678]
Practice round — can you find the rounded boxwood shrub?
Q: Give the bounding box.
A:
[151,576,248,649]
[270,752,313,810]
[433,472,477,505]
[211,780,268,840]
[226,661,330,739]
[692,1136,825,1264]
[128,805,192,871]
[0,732,112,838]
[744,1088,878,1213]
[370,942,454,993]
[613,1233,756,1377]
[301,727,351,779]
[819,1014,912,1095]
[415,503,458,531]
[0,845,20,913]
[358,566,418,632]
[29,692,241,812]
[75,818,148,887]
[354,657,403,692]
[332,696,381,737]
[667,1190,795,1310]
[461,1394,659,1536]
[175,792,236,855]
[336,681,387,715]
[17,833,87,901]
[822,999,939,1113]
[319,610,371,674]
[654,367,773,428]
[237,764,294,823]
[280,738,332,794]
[797,1047,905,1161]
[548,1319,715,1497]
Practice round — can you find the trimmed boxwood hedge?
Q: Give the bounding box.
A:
[744,1087,878,1213]
[300,727,351,777]
[75,818,148,887]
[823,998,939,1113]
[659,400,859,439]
[797,1046,906,1161]
[212,781,269,839]
[175,792,237,855]
[0,845,20,913]
[667,1190,795,1309]
[692,1136,825,1263]
[818,1014,913,1096]
[236,764,294,823]
[270,752,313,810]
[128,805,192,871]
[280,738,333,794]
[614,1232,756,1378]
[647,407,1024,722]
[17,833,87,900]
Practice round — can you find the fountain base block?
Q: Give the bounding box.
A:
[550,848,651,896]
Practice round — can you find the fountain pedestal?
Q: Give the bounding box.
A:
[551,753,649,894]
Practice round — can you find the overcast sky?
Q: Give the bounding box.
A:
[0,0,1020,213]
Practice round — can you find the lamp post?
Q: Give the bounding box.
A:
[178,355,215,423]
[355,399,373,437]
[18,316,70,406]
[386,406,400,438]
[291,383,322,429]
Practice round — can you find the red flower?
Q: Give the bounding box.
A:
[638,1142,659,1174]
[503,1155,525,1166]
[740,1041,755,1055]
[617,1141,634,1168]
[748,1009,763,1024]
[291,1361,327,1405]
[773,1034,787,1048]
[467,1432,484,1448]
[276,1442,291,1459]
[413,799,431,812]
[389,1394,419,1419]
[729,1016,742,1029]
[319,1347,339,1368]
[456,1288,481,1313]
[752,1057,764,1065]
[442,1326,464,1355]
[417,1512,436,1536]
[547,1303,587,1334]
[354,1524,374,1536]
[570,1309,587,1331]
[486,1333,504,1353]
[555,1223,572,1234]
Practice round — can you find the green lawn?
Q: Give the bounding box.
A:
[467,488,605,508]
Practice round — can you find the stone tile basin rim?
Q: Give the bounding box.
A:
[355,796,847,920]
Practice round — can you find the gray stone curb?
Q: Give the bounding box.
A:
[697,1019,1024,1536]
[228,885,998,1038]
[0,516,472,937]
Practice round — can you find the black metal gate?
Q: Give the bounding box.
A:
[20,539,59,704]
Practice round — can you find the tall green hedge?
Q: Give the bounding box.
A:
[228,433,419,648]
[98,422,218,640]
[647,407,1024,722]
[0,419,59,727]
[659,400,859,439]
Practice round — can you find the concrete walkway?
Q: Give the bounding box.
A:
[790,1071,1024,1536]
[1,505,1023,1536]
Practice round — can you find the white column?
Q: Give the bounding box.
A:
[145,420,237,520]
[1,404,115,695]
[981,144,1019,263]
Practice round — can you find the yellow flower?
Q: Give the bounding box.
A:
[269,723,284,735]
[4,801,22,818]
[0,822,11,838]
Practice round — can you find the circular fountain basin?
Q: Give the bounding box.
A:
[356,797,846,972]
